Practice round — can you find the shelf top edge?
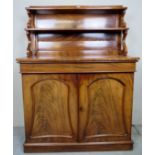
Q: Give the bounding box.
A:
[25,28,129,31]
[26,5,127,11]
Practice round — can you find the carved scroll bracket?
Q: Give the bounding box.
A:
[27,9,35,28]
[27,10,32,28]
[120,12,127,27]
[123,30,128,55]
[26,31,33,57]
[120,30,128,56]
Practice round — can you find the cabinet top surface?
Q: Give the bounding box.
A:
[17,55,139,63]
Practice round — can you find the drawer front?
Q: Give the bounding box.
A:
[20,63,136,73]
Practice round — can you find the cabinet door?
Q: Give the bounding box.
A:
[22,74,78,143]
[78,73,134,142]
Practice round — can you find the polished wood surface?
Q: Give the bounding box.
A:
[22,72,135,152]
[22,74,78,143]
[26,5,127,10]
[20,63,136,73]
[26,5,127,15]
[78,73,133,142]
[16,6,139,152]
[17,55,139,63]
[24,141,133,152]
[25,5,128,57]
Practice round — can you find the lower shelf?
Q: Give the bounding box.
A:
[24,141,133,152]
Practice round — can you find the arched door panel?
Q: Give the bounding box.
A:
[22,74,78,143]
[78,73,133,142]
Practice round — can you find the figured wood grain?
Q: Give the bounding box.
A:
[22,74,78,143]
[31,80,73,141]
[78,73,133,142]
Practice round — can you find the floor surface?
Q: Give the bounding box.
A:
[13,125,142,155]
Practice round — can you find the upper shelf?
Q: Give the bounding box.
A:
[25,28,129,33]
[25,5,129,57]
[26,5,127,14]
[26,5,127,30]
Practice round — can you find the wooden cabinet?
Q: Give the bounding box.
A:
[17,6,139,152]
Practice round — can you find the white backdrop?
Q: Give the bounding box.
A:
[13,0,142,127]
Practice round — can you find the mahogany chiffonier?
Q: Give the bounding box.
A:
[16,6,139,152]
